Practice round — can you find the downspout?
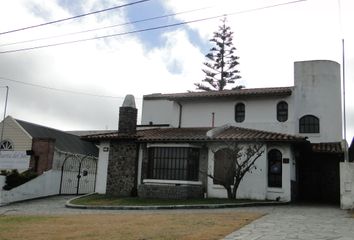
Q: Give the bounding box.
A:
[177,102,183,128]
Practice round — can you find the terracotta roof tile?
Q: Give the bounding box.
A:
[311,142,343,153]
[212,127,303,141]
[144,87,293,101]
[83,126,305,143]
[137,127,211,141]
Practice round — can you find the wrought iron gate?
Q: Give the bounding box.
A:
[59,154,97,195]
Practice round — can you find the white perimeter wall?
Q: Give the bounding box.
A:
[0,170,61,206]
[95,141,110,194]
[340,162,354,209]
[207,143,294,202]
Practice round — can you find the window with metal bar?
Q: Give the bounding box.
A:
[299,115,319,133]
[147,147,199,181]
[277,101,288,122]
[235,103,245,123]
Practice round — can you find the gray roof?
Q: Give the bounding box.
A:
[16,119,98,157]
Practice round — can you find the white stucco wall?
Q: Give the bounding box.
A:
[141,60,342,144]
[0,151,30,172]
[95,141,110,194]
[141,100,179,126]
[180,97,296,134]
[0,169,61,206]
[207,143,294,202]
[294,60,342,142]
[142,97,296,134]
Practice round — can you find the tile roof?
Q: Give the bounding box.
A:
[67,130,116,136]
[16,119,98,157]
[144,87,293,101]
[83,126,306,143]
[311,142,343,153]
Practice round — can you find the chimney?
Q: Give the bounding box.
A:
[118,94,137,135]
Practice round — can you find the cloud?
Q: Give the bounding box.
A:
[0,0,352,143]
[0,0,205,130]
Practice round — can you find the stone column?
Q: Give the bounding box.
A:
[106,95,138,196]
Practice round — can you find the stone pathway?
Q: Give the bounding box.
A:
[223,204,354,240]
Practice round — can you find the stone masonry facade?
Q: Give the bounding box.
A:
[138,184,204,199]
[106,141,137,197]
[118,107,137,134]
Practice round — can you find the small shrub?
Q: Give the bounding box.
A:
[2,169,38,190]
[0,169,11,176]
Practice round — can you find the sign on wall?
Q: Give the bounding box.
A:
[0,151,30,170]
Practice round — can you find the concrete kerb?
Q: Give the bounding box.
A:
[65,193,290,210]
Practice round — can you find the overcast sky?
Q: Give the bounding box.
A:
[0,0,352,142]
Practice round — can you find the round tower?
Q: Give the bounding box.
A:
[294,60,342,142]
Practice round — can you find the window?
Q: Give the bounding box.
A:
[235,103,245,122]
[0,140,13,150]
[277,101,288,122]
[268,149,282,188]
[147,147,199,181]
[299,115,319,133]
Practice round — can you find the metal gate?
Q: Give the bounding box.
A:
[59,154,98,195]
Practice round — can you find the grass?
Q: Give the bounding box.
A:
[71,194,266,206]
[0,212,262,240]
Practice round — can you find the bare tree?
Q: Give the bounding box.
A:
[208,143,264,199]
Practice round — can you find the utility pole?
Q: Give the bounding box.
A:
[0,86,9,150]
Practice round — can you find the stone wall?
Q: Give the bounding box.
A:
[106,141,138,197]
[118,107,137,134]
[138,184,203,199]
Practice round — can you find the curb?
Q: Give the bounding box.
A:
[66,194,290,210]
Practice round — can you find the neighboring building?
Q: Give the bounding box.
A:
[85,60,344,204]
[0,116,99,204]
[0,116,98,174]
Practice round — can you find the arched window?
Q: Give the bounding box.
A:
[268,149,282,188]
[0,140,14,150]
[235,103,245,123]
[277,101,288,122]
[299,115,319,133]
[213,148,234,185]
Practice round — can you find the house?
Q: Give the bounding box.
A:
[84,60,344,203]
[0,116,98,174]
[0,116,99,201]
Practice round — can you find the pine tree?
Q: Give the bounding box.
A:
[195,18,242,91]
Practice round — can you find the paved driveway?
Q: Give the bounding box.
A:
[1,196,353,240]
[224,204,354,240]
